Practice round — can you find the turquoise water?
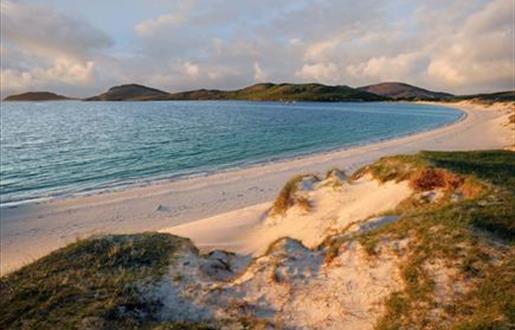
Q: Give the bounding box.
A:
[0,101,462,206]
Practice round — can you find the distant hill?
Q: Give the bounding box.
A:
[85,84,169,101]
[165,83,389,102]
[358,82,454,100]
[85,82,387,102]
[10,82,513,103]
[3,91,72,102]
[452,90,515,102]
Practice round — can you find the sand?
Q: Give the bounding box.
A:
[1,101,513,275]
[151,235,409,329]
[162,173,412,257]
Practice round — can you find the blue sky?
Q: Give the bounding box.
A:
[1,0,512,97]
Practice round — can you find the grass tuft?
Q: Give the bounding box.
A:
[0,233,209,329]
[270,175,310,215]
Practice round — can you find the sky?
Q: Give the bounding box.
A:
[0,0,513,97]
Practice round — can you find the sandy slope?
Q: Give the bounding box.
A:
[150,235,409,329]
[1,101,512,275]
[149,171,414,329]
[162,173,411,257]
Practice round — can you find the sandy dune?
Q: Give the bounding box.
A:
[162,173,412,257]
[1,101,512,274]
[152,234,408,329]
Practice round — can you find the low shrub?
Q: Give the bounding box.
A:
[409,167,463,192]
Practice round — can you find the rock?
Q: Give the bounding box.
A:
[156,204,171,213]
[357,216,400,233]
[200,250,234,280]
[327,168,347,182]
[298,175,320,191]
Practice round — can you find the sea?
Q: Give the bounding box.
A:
[0,101,462,206]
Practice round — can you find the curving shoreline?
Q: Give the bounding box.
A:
[0,102,462,208]
[0,101,512,275]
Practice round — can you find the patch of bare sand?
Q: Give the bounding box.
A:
[148,235,409,329]
[161,173,412,257]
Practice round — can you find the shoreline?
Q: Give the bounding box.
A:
[0,102,464,209]
[1,100,512,275]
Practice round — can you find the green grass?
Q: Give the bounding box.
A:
[419,150,515,190]
[366,150,515,329]
[353,150,515,189]
[0,233,212,330]
[451,91,515,102]
[165,82,388,102]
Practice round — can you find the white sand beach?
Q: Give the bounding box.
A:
[1,101,513,275]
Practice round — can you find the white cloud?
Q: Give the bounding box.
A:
[427,59,465,85]
[346,52,426,82]
[289,38,303,46]
[0,0,111,57]
[0,69,33,92]
[183,61,200,77]
[253,62,268,82]
[425,0,514,91]
[135,12,187,36]
[134,0,197,36]
[42,58,95,84]
[1,0,512,96]
[0,0,110,96]
[296,62,340,84]
[304,38,341,61]
[1,57,95,93]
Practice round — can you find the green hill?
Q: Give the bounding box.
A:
[85,82,389,102]
[358,82,454,100]
[7,83,514,103]
[452,90,515,102]
[167,82,388,101]
[3,91,72,101]
[85,84,170,101]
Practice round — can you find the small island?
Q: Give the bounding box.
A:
[3,91,72,102]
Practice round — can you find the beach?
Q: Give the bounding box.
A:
[1,100,512,275]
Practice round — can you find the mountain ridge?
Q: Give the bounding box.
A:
[357,82,454,100]
[4,82,514,102]
[162,82,388,102]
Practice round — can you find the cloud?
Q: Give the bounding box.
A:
[425,0,514,92]
[0,69,33,92]
[1,57,95,93]
[0,0,111,96]
[134,1,195,36]
[296,62,340,84]
[0,0,112,57]
[253,62,268,82]
[184,61,200,77]
[304,38,341,62]
[1,0,512,96]
[345,52,427,82]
